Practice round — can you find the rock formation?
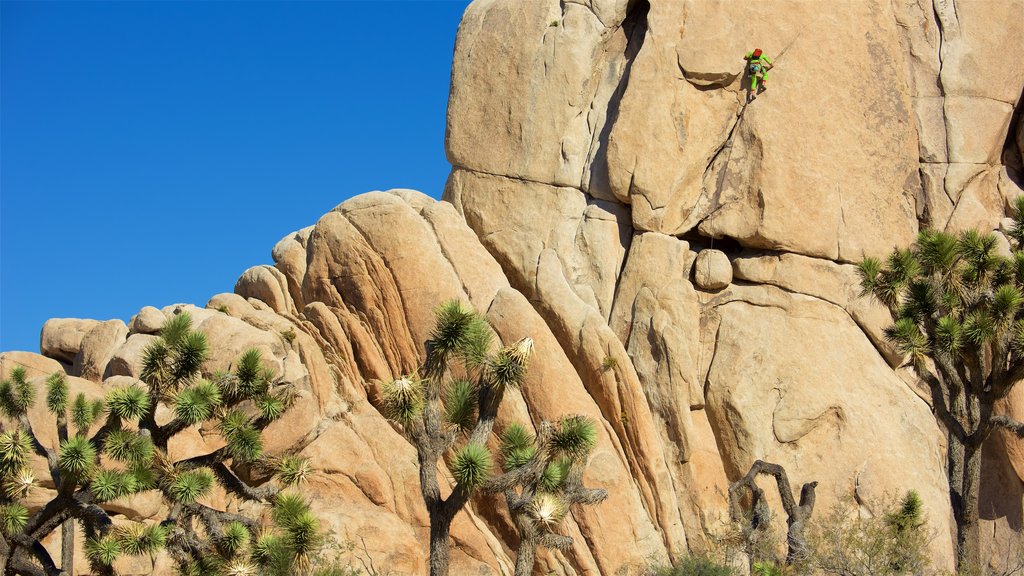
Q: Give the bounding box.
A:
[3,0,1024,573]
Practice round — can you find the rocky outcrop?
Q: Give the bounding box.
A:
[6,0,1024,573]
[443,0,1024,570]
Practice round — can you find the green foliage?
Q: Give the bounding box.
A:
[221,521,250,554]
[59,434,97,479]
[277,456,311,487]
[169,469,214,504]
[551,415,597,459]
[649,555,735,576]
[226,423,264,463]
[486,338,532,391]
[425,300,493,375]
[381,375,424,425]
[236,348,268,397]
[282,328,297,344]
[601,355,618,372]
[107,384,151,421]
[808,491,930,576]
[258,394,286,422]
[0,503,29,535]
[46,372,69,415]
[0,366,35,418]
[142,312,210,393]
[443,379,476,431]
[91,469,137,502]
[173,379,222,424]
[2,467,35,499]
[104,429,154,465]
[451,442,492,490]
[85,535,122,567]
[499,423,535,470]
[115,522,167,556]
[172,331,210,384]
[71,392,104,433]
[0,321,319,576]
[539,458,571,492]
[0,430,32,470]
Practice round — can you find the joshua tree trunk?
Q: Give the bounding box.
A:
[61,520,74,575]
[730,460,817,565]
[953,442,983,571]
[514,540,536,576]
[428,518,451,576]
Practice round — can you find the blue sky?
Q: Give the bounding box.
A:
[1,0,470,352]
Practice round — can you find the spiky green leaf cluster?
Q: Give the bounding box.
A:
[226,424,263,463]
[169,469,214,504]
[214,407,263,462]
[425,301,494,375]
[451,442,492,490]
[487,338,533,391]
[444,379,477,431]
[71,392,105,433]
[107,384,151,420]
[0,366,34,419]
[173,379,221,424]
[104,429,154,465]
[277,456,310,486]
[0,430,32,473]
[266,492,322,567]
[91,469,138,502]
[382,375,424,425]
[221,521,250,555]
[45,372,68,415]
[85,535,121,566]
[58,435,97,479]
[3,467,35,499]
[0,429,34,498]
[540,458,571,492]
[552,415,597,460]
[499,423,536,470]
[141,312,210,394]
[0,503,28,535]
[886,489,925,534]
[115,522,168,557]
[232,348,272,401]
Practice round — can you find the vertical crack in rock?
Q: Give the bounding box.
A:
[583,0,649,196]
[932,0,960,204]
[1003,84,1024,182]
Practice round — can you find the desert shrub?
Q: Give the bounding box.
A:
[648,554,735,576]
[808,490,929,576]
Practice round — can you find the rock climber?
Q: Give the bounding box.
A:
[744,48,773,99]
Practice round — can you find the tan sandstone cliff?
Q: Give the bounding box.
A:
[3,0,1024,573]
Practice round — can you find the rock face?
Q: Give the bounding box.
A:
[5,1,1024,574]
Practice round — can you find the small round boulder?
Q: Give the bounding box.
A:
[694,249,732,290]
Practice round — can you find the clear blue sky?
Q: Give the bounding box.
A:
[1,0,470,353]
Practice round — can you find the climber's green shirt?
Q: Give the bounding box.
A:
[744,52,772,90]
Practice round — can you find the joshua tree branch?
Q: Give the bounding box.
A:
[991,415,1024,438]
[16,415,54,465]
[209,462,278,502]
[536,533,574,551]
[922,372,969,442]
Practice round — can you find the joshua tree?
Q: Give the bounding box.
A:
[380,300,533,576]
[0,312,321,576]
[489,415,607,576]
[729,460,817,566]
[857,202,1024,570]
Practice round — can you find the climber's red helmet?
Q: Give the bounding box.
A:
[752,48,763,57]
